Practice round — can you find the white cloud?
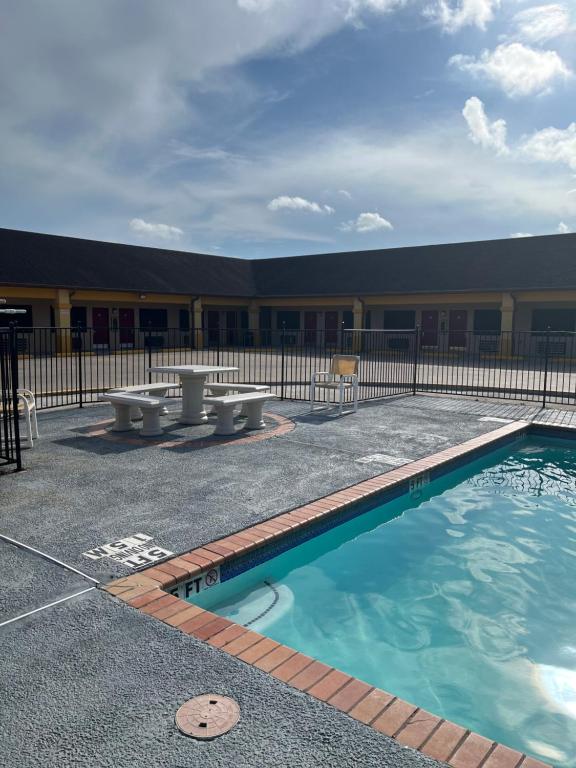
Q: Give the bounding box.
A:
[511,4,571,43]
[338,189,353,199]
[239,0,405,23]
[267,196,334,213]
[237,0,281,11]
[462,97,508,154]
[510,232,534,238]
[348,0,407,13]
[450,43,571,97]
[558,221,572,233]
[129,218,183,241]
[427,0,500,32]
[521,123,576,170]
[341,212,394,232]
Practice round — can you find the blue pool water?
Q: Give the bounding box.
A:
[194,438,576,765]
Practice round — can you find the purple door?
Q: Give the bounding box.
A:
[449,310,467,348]
[92,308,109,345]
[305,312,317,345]
[119,308,134,345]
[421,310,438,347]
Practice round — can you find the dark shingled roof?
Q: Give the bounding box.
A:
[1,227,576,298]
[0,227,254,297]
[253,234,576,296]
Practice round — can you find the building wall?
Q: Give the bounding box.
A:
[2,284,576,356]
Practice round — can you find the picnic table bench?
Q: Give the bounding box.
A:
[204,382,271,416]
[98,392,169,437]
[107,382,179,419]
[203,392,276,435]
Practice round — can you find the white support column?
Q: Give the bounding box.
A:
[214,404,236,435]
[140,407,164,437]
[110,404,134,432]
[245,401,265,429]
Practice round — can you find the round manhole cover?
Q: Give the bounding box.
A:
[175,694,240,740]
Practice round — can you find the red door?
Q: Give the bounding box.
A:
[449,310,467,348]
[119,308,134,346]
[421,310,438,347]
[92,308,109,346]
[325,311,338,345]
[304,312,317,345]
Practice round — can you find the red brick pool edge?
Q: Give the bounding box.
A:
[105,420,550,768]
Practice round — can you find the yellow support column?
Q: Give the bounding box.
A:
[500,292,515,356]
[192,297,203,349]
[352,298,364,353]
[54,289,72,353]
[248,301,260,347]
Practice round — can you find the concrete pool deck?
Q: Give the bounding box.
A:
[0,394,567,767]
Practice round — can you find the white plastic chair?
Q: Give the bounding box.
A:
[17,389,39,448]
[310,355,360,415]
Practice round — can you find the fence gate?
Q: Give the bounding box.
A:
[0,326,22,471]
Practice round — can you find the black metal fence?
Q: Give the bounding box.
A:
[10,325,576,412]
[0,326,22,470]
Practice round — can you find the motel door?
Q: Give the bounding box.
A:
[119,308,135,346]
[226,311,238,346]
[325,311,338,345]
[449,310,467,348]
[92,308,110,346]
[421,310,438,347]
[206,310,220,347]
[304,312,317,346]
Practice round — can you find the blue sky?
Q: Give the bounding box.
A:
[2,0,576,257]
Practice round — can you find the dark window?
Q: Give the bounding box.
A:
[240,310,249,330]
[260,307,272,330]
[473,309,501,335]
[532,309,576,333]
[71,306,87,330]
[139,308,168,330]
[1,304,33,330]
[179,309,189,331]
[342,310,353,329]
[277,310,300,330]
[383,310,415,329]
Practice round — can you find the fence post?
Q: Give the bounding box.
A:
[76,327,83,408]
[280,321,286,401]
[9,324,22,470]
[412,326,420,396]
[340,321,345,354]
[147,327,152,384]
[542,326,550,408]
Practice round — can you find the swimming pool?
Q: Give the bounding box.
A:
[193,437,576,766]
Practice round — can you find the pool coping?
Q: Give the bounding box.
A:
[105,419,566,768]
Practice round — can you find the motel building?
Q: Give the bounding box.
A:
[1,227,576,357]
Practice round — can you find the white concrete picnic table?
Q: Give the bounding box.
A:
[147,364,239,425]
